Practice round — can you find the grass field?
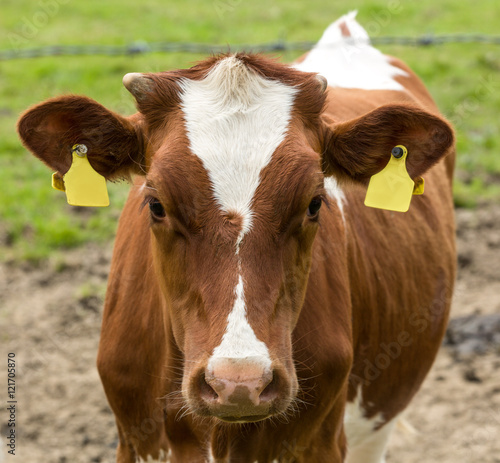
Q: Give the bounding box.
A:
[1,0,499,260]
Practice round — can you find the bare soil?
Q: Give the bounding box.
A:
[1,205,499,463]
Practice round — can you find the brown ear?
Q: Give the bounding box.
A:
[321,104,454,184]
[18,95,144,179]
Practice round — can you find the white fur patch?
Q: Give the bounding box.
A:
[180,55,297,238]
[324,177,346,222]
[136,448,171,463]
[181,56,295,364]
[344,388,396,463]
[294,11,408,91]
[208,275,271,367]
[295,11,407,219]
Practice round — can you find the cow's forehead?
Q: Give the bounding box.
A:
[178,56,298,241]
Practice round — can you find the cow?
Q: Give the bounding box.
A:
[18,12,456,463]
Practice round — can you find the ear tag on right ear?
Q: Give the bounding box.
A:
[51,172,65,192]
[413,177,425,195]
[364,145,414,213]
[63,144,109,207]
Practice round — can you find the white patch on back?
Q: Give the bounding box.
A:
[344,388,397,463]
[181,56,296,364]
[294,11,408,91]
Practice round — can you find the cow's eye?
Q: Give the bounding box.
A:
[307,196,322,218]
[149,198,166,219]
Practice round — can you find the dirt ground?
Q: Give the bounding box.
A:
[0,205,499,463]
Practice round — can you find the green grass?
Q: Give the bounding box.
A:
[1,0,499,260]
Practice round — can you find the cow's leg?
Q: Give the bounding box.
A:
[345,422,396,463]
[344,398,397,463]
[116,442,135,463]
[114,423,136,463]
[112,422,170,463]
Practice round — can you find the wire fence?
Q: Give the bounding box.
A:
[1,34,500,61]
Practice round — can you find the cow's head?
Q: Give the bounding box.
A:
[18,54,453,423]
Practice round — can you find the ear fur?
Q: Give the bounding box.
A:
[322,104,454,184]
[18,95,144,179]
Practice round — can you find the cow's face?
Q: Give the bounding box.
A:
[18,54,453,423]
[137,56,328,422]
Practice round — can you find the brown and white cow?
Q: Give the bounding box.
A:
[18,12,456,463]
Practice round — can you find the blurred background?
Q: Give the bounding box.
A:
[0,0,499,260]
[0,0,499,462]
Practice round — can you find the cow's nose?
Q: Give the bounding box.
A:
[200,357,278,421]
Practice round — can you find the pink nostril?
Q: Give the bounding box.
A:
[202,366,276,408]
[198,372,219,402]
[259,374,279,403]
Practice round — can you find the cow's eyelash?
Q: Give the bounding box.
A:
[140,196,155,212]
[318,193,329,208]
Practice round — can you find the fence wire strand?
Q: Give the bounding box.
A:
[1,35,499,61]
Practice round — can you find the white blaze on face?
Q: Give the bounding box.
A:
[180,56,296,363]
[180,56,297,237]
[210,276,271,368]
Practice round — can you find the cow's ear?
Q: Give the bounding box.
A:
[18,95,144,179]
[321,104,454,184]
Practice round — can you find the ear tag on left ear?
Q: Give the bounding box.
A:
[364,145,414,213]
[63,144,109,207]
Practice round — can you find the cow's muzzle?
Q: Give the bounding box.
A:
[190,357,292,422]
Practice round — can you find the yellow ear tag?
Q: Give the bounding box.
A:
[364,145,414,213]
[413,177,425,195]
[62,144,109,207]
[51,172,65,192]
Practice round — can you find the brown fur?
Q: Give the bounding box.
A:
[17,51,455,462]
[18,96,146,179]
[322,103,454,184]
